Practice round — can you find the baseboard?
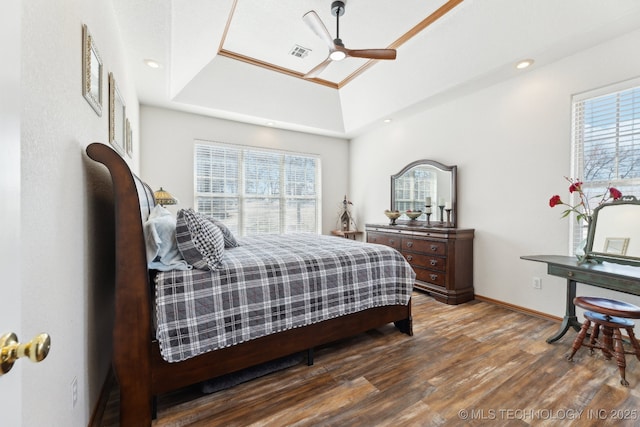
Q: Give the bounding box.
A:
[88,367,115,427]
[474,294,562,323]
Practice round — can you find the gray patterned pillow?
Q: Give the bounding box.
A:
[189,211,239,248]
[208,218,239,248]
[176,208,225,270]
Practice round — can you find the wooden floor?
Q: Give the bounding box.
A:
[102,292,640,426]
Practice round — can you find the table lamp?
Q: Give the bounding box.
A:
[154,187,178,207]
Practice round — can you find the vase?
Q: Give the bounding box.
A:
[575,218,592,264]
[575,238,588,263]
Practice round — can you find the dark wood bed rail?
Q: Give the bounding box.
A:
[87,142,413,426]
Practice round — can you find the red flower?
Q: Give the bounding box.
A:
[549,177,624,223]
[610,187,622,200]
[549,195,562,207]
[568,181,583,193]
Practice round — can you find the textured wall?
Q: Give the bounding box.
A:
[20,0,139,425]
[350,28,640,319]
[139,106,350,235]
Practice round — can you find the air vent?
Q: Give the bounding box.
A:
[289,45,311,59]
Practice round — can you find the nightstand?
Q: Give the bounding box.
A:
[331,230,363,240]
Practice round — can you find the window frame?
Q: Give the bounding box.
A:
[571,77,640,252]
[194,140,322,236]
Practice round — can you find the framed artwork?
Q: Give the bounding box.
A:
[109,72,126,156]
[82,24,103,116]
[604,237,630,256]
[125,118,132,158]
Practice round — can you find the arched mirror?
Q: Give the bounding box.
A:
[585,196,640,266]
[390,160,457,227]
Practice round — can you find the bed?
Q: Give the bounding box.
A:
[86,142,415,426]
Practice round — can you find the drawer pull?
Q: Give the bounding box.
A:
[406,241,413,248]
[567,271,574,277]
[430,259,437,266]
[389,239,395,245]
[430,245,438,252]
[406,255,413,261]
[430,274,438,281]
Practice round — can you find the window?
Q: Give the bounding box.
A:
[194,141,321,236]
[571,79,640,249]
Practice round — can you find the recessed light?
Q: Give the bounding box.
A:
[383,119,392,123]
[144,59,161,69]
[515,59,534,70]
[266,122,275,127]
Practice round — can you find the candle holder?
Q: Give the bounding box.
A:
[445,209,452,227]
[438,205,445,223]
[424,205,432,227]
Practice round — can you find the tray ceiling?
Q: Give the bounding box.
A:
[113,0,640,137]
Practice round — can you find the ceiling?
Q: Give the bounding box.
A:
[113,0,640,138]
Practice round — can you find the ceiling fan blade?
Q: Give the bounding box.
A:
[302,11,334,49]
[304,57,332,79]
[344,48,397,60]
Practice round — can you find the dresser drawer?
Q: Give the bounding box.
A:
[365,224,474,305]
[403,252,446,272]
[415,267,446,287]
[402,238,446,256]
[367,231,401,250]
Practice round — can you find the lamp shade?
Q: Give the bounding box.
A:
[154,187,178,206]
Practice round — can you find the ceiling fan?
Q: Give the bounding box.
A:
[302,1,397,79]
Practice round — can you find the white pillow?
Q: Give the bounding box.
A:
[143,205,191,271]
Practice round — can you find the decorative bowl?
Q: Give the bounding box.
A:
[384,210,401,225]
[405,210,422,220]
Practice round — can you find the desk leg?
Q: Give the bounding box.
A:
[547,278,582,343]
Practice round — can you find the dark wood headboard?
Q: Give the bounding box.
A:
[86,142,155,419]
[135,175,156,223]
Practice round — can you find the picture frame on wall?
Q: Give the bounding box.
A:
[109,72,126,156]
[82,24,103,116]
[125,118,132,158]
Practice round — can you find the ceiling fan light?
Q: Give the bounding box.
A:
[329,50,346,61]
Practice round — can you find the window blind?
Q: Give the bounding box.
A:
[194,141,321,236]
[571,80,640,250]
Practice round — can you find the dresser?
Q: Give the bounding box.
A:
[366,223,474,305]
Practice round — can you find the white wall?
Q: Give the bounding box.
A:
[20,0,139,425]
[351,28,640,318]
[0,0,23,425]
[139,106,350,234]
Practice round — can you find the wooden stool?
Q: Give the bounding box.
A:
[567,296,640,386]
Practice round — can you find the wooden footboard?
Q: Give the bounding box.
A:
[86,143,412,427]
[150,303,412,395]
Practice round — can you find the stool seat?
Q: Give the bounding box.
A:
[574,296,640,319]
[568,296,640,387]
[584,311,635,328]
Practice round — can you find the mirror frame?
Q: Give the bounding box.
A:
[390,159,457,227]
[585,195,640,266]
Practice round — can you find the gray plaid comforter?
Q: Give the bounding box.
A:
[155,233,415,363]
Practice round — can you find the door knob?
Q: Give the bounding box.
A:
[0,332,51,376]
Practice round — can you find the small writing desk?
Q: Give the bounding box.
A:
[521,255,640,343]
